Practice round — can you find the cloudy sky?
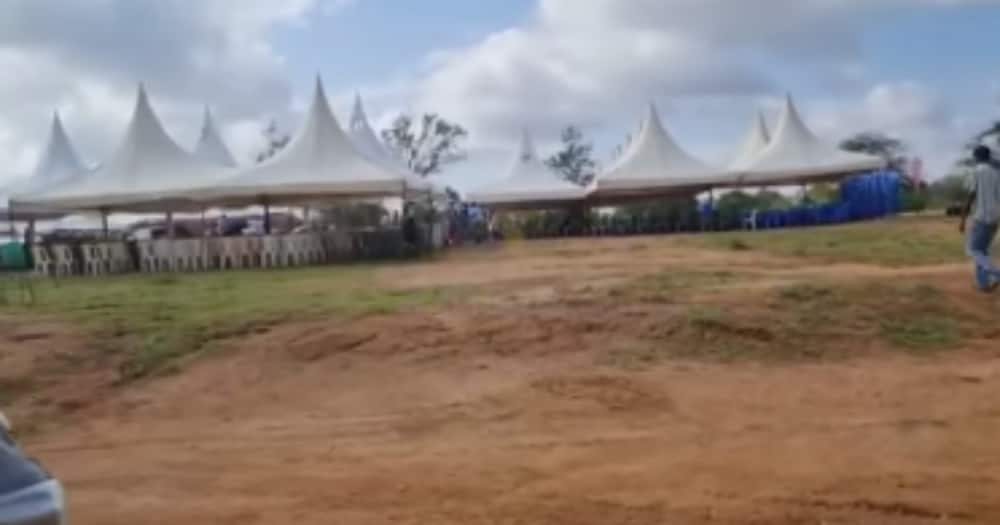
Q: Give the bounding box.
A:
[1,0,999,192]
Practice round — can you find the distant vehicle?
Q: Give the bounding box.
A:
[0,413,66,525]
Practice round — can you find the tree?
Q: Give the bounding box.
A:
[255,119,291,164]
[955,120,1000,167]
[840,132,906,169]
[547,126,596,186]
[381,114,468,177]
[927,174,969,208]
[804,183,840,205]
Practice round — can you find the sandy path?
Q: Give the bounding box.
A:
[9,233,1000,524]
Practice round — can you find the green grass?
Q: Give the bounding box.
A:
[4,267,448,382]
[696,216,963,267]
[597,279,973,367]
[608,270,741,303]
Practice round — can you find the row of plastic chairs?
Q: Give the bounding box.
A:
[30,230,414,278]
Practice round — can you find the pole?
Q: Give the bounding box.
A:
[263,199,272,235]
[166,211,176,240]
[100,209,110,240]
[6,206,16,239]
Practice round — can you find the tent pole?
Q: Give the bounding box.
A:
[100,209,110,240]
[263,199,272,235]
[200,208,207,236]
[166,211,176,240]
[6,206,16,239]
[25,219,36,247]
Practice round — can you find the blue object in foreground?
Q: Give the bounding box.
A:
[0,422,65,525]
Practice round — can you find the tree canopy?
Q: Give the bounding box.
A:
[255,119,291,164]
[381,114,468,177]
[840,132,906,169]
[546,126,597,186]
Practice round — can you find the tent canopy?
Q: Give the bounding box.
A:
[193,107,237,167]
[466,130,588,209]
[735,95,886,185]
[592,103,737,200]
[13,85,231,213]
[197,78,414,208]
[729,111,770,169]
[4,112,89,220]
[347,93,438,196]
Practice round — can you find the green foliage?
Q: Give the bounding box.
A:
[899,185,928,213]
[321,202,388,229]
[381,114,468,176]
[840,132,906,168]
[696,216,962,266]
[10,268,448,383]
[715,190,792,221]
[255,119,291,164]
[804,183,840,205]
[927,174,968,209]
[546,126,596,186]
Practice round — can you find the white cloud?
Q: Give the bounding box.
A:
[0,0,349,182]
[388,0,1000,184]
[809,81,972,176]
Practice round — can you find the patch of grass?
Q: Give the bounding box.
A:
[728,239,752,251]
[881,316,960,352]
[5,267,449,383]
[0,377,35,405]
[611,270,740,303]
[626,280,974,363]
[695,216,963,267]
[778,283,835,303]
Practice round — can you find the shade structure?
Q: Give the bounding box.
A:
[592,103,736,201]
[346,93,445,201]
[193,107,237,167]
[466,130,588,209]
[198,78,413,208]
[14,85,231,213]
[4,112,89,220]
[735,95,886,185]
[729,111,770,169]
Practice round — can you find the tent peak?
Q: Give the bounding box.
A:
[195,104,236,167]
[350,92,368,131]
[517,129,538,162]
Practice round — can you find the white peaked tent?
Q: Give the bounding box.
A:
[15,85,231,213]
[593,103,737,200]
[4,112,89,220]
[729,112,770,169]
[466,130,588,209]
[347,93,434,194]
[193,107,237,167]
[199,78,413,207]
[736,95,886,185]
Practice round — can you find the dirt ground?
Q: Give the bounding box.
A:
[7,233,1000,524]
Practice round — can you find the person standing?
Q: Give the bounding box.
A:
[959,145,1000,292]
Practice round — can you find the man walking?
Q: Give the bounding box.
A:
[959,145,1000,292]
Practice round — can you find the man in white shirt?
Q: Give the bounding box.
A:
[959,145,1000,292]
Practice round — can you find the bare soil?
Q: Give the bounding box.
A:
[7,233,1000,524]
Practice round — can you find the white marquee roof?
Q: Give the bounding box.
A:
[735,95,886,185]
[347,93,434,194]
[15,85,231,213]
[593,103,737,198]
[193,107,237,167]
[4,112,89,219]
[198,78,412,207]
[729,111,770,169]
[466,130,588,208]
